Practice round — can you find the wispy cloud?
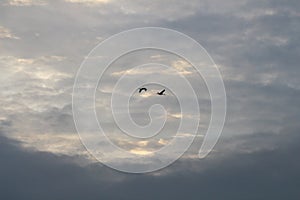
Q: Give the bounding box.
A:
[5,0,47,6]
[65,0,111,4]
[0,26,19,39]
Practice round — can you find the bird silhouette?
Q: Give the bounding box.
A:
[138,87,147,93]
[157,89,166,95]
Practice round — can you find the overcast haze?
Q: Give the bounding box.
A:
[1,0,300,199]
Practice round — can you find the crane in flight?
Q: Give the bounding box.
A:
[157,89,166,96]
[138,87,147,93]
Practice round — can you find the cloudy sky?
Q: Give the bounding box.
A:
[1,0,300,199]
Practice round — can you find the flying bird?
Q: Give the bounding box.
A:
[138,87,147,93]
[157,89,166,95]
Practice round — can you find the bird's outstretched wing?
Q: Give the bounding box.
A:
[138,88,147,93]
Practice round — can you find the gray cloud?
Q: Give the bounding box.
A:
[0,0,298,155]
[0,127,300,199]
[0,0,300,198]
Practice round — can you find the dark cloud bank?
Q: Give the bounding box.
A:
[1,128,299,200]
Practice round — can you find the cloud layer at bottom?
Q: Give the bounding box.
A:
[1,128,299,200]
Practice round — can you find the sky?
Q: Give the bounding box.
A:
[0,0,300,199]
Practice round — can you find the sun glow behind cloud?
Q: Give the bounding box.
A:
[129,148,154,155]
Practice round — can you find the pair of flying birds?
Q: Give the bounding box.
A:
[138,87,166,95]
